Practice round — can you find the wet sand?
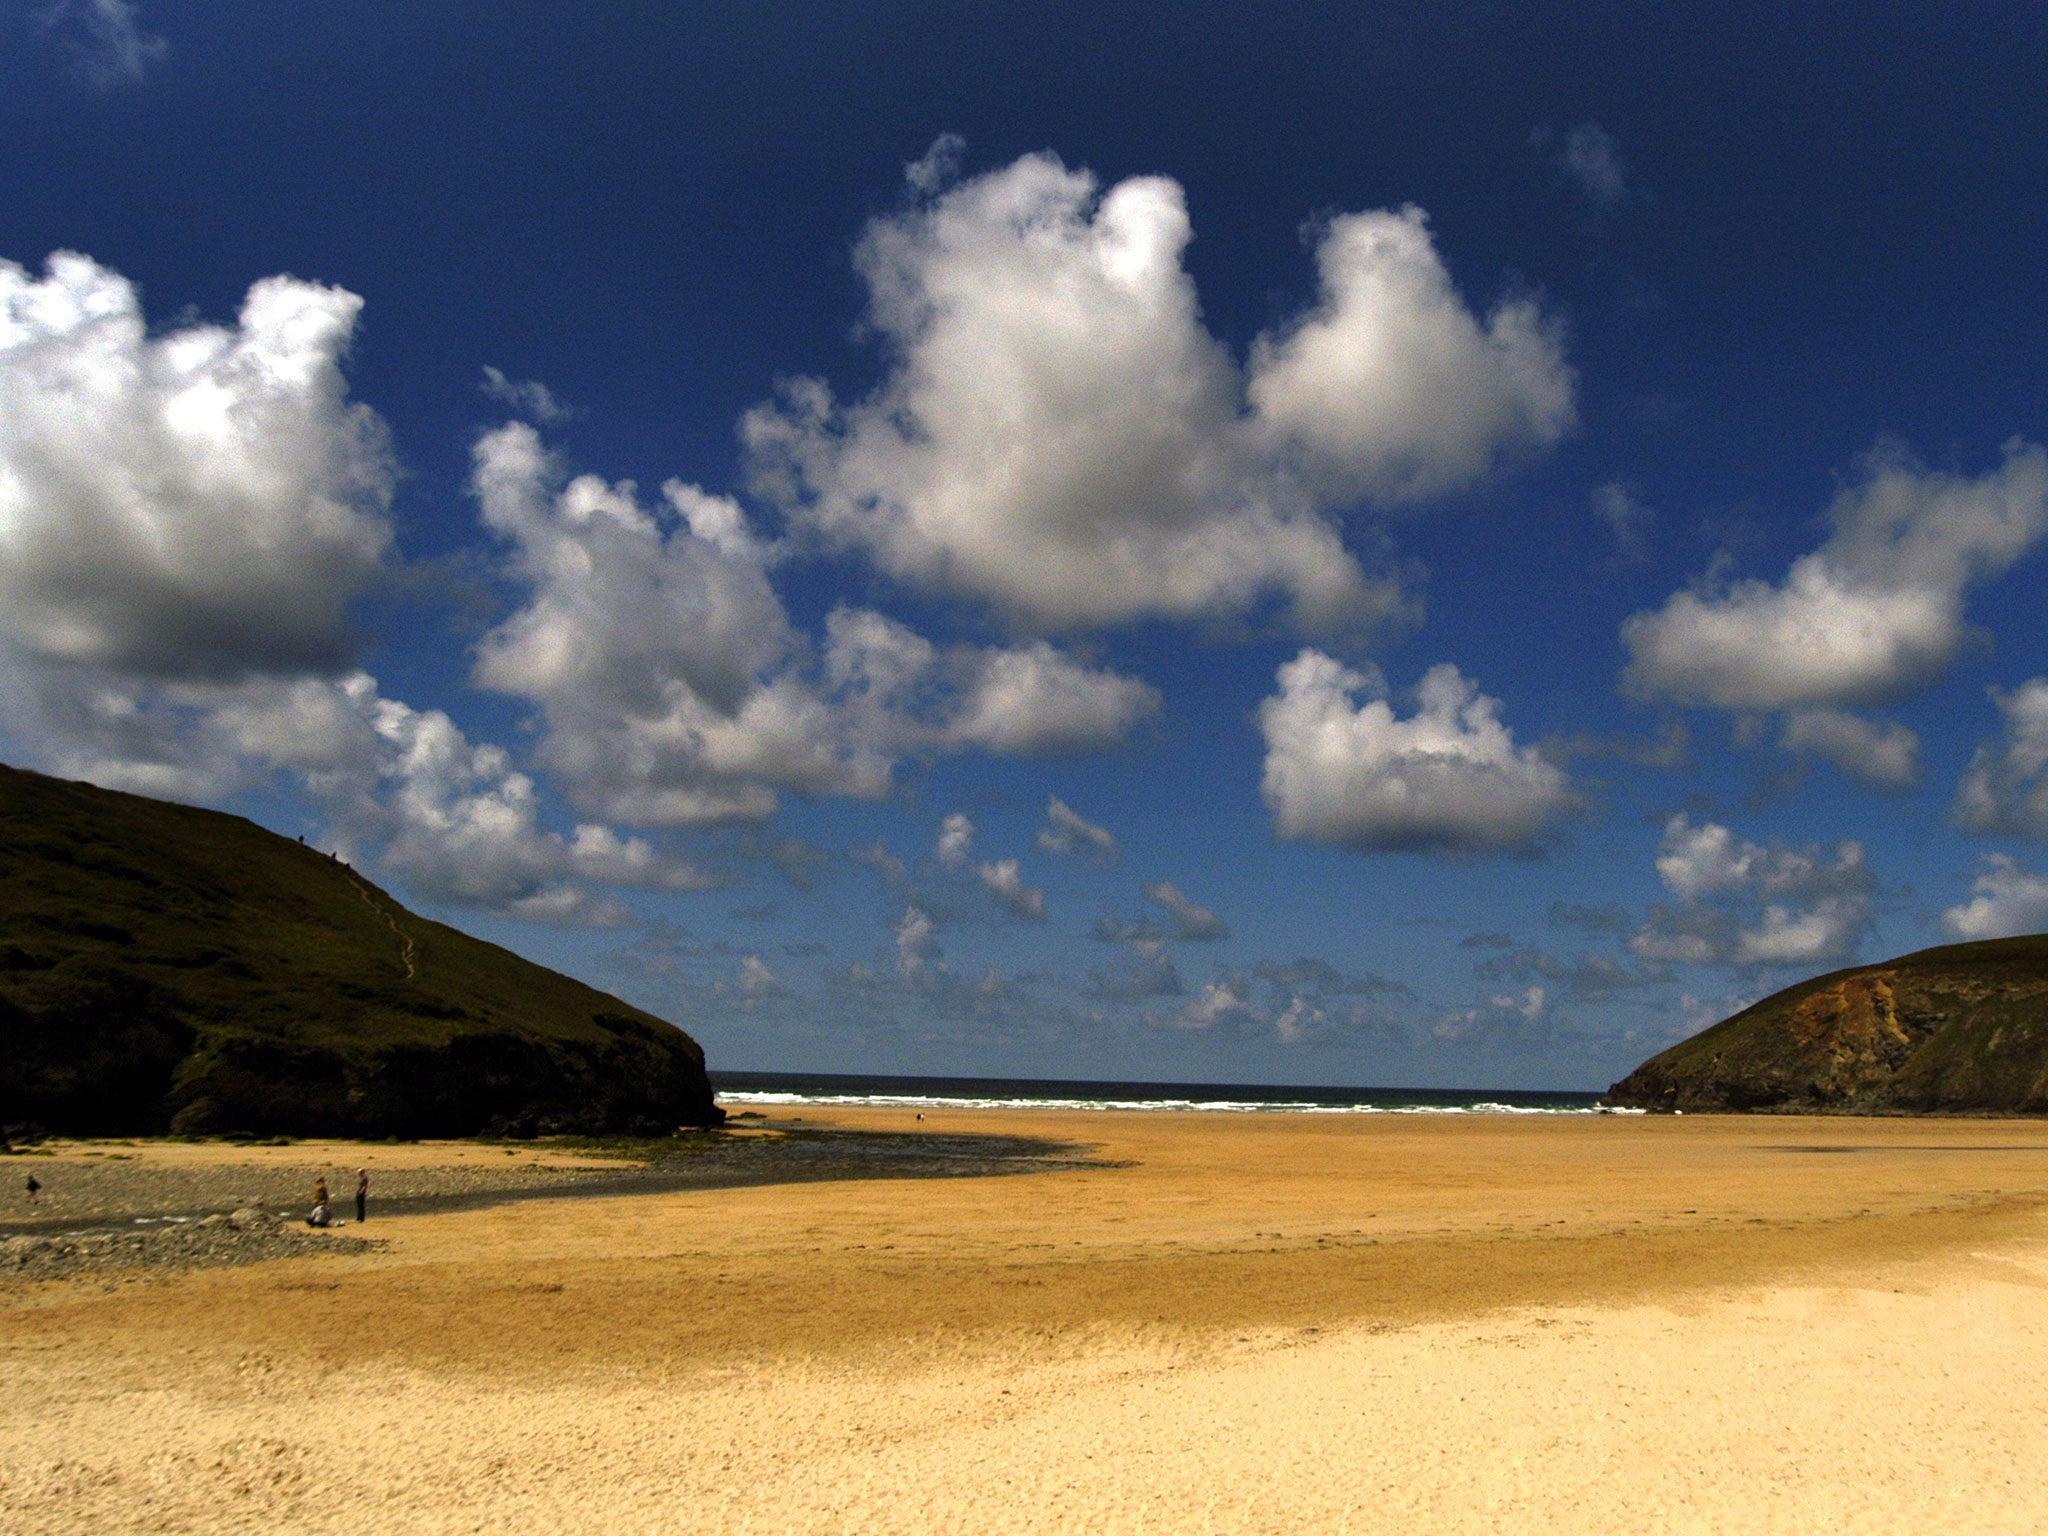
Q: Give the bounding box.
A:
[5,1107,2048,1533]
[0,1123,1085,1237]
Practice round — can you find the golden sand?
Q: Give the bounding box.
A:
[7,1107,2048,1533]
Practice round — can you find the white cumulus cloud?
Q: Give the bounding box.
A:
[895,904,939,977]
[1778,709,1921,789]
[1167,977,1256,1032]
[738,954,785,996]
[0,257,695,926]
[1258,649,1575,855]
[941,641,1160,753]
[1247,206,1575,505]
[469,423,1156,826]
[1144,880,1228,940]
[14,667,711,925]
[480,366,576,423]
[935,812,974,868]
[1621,442,2048,711]
[745,147,1571,632]
[233,674,712,921]
[0,252,394,680]
[1941,854,2048,941]
[1954,678,2048,840]
[1632,814,1875,969]
[978,858,1046,921]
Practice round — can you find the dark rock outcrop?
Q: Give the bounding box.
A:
[0,762,721,1137]
[1605,935,2048,1114]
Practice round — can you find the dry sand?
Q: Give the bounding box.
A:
[6,1107,2048,1533]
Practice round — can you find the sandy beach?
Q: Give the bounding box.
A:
[6,1107,2048,1533]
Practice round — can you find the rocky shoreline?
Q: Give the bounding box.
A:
[0,1125,1100,1285]
[0,1151,630,1236]
[2,1207,368,1286]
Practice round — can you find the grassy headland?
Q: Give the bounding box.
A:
[0,762,717,1137]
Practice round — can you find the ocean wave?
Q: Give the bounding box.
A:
[717,1091,1626,1115]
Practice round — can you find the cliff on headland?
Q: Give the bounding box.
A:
[0,763,721,1137]
[1605,935,2048,1114]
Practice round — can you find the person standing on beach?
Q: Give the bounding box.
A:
[24,1174,38,1206]
[355,1169,368,1223]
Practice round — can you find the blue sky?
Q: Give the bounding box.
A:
[5,2,2048,1089]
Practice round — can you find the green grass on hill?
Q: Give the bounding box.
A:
[1607,934,2048,1114]
[0,763,717,1137]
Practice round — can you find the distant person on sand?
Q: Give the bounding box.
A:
[314,1175,329,1207]
[355,1169,368,1223]
[24,1174,38,1206]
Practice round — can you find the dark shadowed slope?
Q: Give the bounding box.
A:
[0,763,720,1136]
[1606,936,2048,1114]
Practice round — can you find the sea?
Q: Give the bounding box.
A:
[710,1071,1619,1115]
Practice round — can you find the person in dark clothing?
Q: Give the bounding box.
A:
[24,1174,38,1206]
[355,1168,368,1223]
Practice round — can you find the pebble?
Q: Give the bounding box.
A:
[0,1212,353,1286]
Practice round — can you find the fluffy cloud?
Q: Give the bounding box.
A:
[1258,650,1575,855]
[1941,855,2048,941]
[1954,678,2048,840]
[895,904,939,977]
[1778,709,1921,789]
[1651,815,1846,904]
[935,812,974,868]
[977,858,1046,921]
[0,250,1161,928]
[745,148,1571,631]
[940,642,1160,753]
[1631,815,1875,969]
[1255,956,1410,1044]
[1090,914,1167,946]
[1165,977,1258,1032]
[1621,442,2048,711]
[1152,955,1408,1042]
[13,667,710,925]
[1094,881,1230,944]
[737,954,785,997]
[0,257,704,926]
[338,686,711,920]
[0,252,394,680]
[480,365,576,424]
[470,423,1155,825]
[1037,796,1117,863]
[1429,986,1555,1046]
[1246,207,1575,505]
[1144,881,1228,941]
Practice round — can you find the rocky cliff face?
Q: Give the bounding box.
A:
[1606,936,2048,1114]
[0,763,722,1137]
